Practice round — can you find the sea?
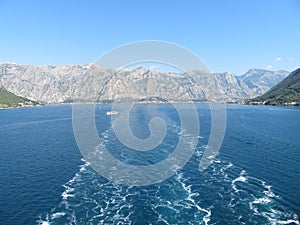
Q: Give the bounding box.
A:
[0,104,299,225]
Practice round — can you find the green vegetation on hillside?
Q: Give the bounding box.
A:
[247,68,300,106]
[0,86,40,108]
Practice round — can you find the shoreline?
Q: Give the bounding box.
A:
[0,104,44,110]
[1,101,299,110]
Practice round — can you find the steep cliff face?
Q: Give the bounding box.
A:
[0,63,111,103]
[0,63,287,103]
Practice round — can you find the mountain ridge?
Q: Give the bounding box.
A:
[0,62,290,104]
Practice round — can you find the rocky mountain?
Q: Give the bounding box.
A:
[0,63,288,104]
[0,85,39,108]
[237,69,289,95]
[248,68,300,106]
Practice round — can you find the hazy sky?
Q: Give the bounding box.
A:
[0,0,299,74]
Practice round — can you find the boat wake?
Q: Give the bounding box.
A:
[37,118,299,225]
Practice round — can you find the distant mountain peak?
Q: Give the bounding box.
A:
[246,68,270,73]
[242,68,289,76]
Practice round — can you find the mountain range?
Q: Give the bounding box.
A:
[0,63,289,104]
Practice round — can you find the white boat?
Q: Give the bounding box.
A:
[106,111,119,115]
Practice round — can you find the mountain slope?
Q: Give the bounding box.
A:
[0,86,40,108]
[249,68,300,105]
[238,69,289,95]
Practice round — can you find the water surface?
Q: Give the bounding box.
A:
[0,104,299,224]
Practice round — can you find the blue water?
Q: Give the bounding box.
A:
[0,104,299,224]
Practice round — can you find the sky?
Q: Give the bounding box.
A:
[0,0,299,74]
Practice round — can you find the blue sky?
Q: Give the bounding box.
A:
[0,0,299,74]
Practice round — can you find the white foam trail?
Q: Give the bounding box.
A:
[37,214,50,225]
[277,219,300,225]
[261,181,276,198]
[51,212,66,219]
[37,124,299,225]
[231,172,247,192]
[227,162,233,168]
[234,176,247,182]
[40,222,50,225]
[37,158,91,223]
[61,185,75,199]
[222,162,300,225]
[252,197,271,204]
[176,172,211,225]
[59,160,92,201]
